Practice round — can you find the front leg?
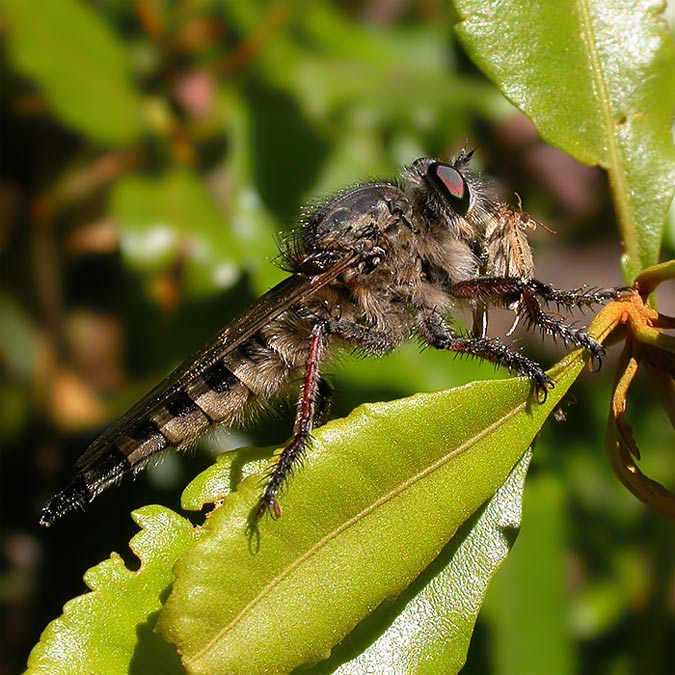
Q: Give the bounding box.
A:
[418,310,553,400]
[449,277,616,360]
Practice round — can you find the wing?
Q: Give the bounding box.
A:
[74,253,357,469]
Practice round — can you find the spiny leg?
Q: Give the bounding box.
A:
[255,316,400,519]
[524,279,624,310]
[418,311,553,400]
[257,322,327,519]
[449,277,616,358]
[518,283,599,353]
[325,316,401,355]
[451,277,620,310]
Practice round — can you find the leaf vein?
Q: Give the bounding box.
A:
[186,399,528,667]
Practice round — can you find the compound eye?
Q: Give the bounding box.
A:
[430,163,471,215]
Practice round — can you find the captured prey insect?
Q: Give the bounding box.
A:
[40,150,617,526]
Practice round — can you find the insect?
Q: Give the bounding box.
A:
[40,150,616,526]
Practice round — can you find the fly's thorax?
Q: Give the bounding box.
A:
[299,182,411,253]
[420,235,483,285]
[278,181,413,280]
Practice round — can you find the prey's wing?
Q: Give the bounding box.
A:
[75,255,356,468]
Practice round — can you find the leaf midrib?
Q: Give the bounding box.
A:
[185,398,529,668]
[575,0,634,266]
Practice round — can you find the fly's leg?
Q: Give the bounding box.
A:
[451,277,620,310]
[257,322,327,519]
[449,277,619,360]
[325,317,402,355]
[519,281,621,357]
[255,316,400,518]
[419,311,553,401]
[518,282,601,354]
[523,279,626,309]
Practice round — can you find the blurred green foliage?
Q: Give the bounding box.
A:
[0,0,673,673]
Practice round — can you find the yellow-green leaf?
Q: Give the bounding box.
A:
[158,351,586,675]
[26,507,197,675]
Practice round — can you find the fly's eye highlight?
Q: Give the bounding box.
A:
[430,163,471,216]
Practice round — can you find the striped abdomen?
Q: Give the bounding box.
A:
[40,321,306,527]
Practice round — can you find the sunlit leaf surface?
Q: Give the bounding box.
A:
[312,451,533,675]
[26,507,197,675]
[454,0,675,280]
[159,353,585,675]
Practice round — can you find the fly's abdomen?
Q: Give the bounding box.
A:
[40,355,258,527]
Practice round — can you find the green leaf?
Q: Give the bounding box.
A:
[1,0,144,145]
[158,351,586,675]
[180,446,272,512]
[453,0,675,281]
[26,507,198,675]
[310,450,533,675]
[111,169,242,296]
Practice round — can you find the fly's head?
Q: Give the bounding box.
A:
[402,150,498,243]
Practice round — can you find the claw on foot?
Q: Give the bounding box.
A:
[256,496,282,520]
[532,373,555,404]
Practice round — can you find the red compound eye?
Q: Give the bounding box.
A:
[429,162,471,215]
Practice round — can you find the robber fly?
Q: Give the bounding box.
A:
[40,150,617,526]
